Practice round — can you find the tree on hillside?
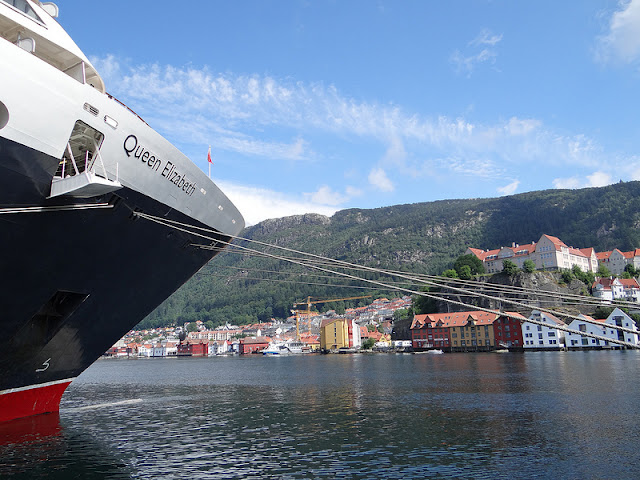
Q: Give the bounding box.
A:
[522,259,536,273]
[453,254,485,277]
[597,264,612,277]
[442,269,458,278]
[186,322,198,333]
[458,265,473,280]
[572,265,595,286]
[593,306,614,319]
[502,259,518,275]
[413,286,440,315]
[393,308,411,322]
[624,263,637,277]
[560,270,574,285]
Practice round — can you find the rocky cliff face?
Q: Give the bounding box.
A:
[438,271,591,318]
[255,213,331,235]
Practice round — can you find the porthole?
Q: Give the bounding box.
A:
[0,101,8,129]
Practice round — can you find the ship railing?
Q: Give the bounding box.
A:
[107,93,149,126]
[59,140,118,184]
[49,141,121,199]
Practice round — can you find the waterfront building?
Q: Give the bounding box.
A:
[410,314,452,350]
[602,308,639,347]
[448,312,498,351]
[563,312,634,349]
[565,314,608,349]
[392,340,412,349]
[411,311,503,351]
[319,318,361,351]
[138,344,154,357]
[152,344,167,357]
[493,312,526,348]
[177,339,209,356]
[522,311,565,350]
[208,340,230,356]
[239,337,271,355]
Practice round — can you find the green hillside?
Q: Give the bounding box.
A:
[139,181,640,329]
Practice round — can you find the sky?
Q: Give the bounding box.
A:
[57,0,640,226]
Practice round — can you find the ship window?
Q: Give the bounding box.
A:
[1,0,43,23]
[0,101,8,129]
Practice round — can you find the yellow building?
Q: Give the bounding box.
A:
[449,312,497,351]
[320,318,352,351]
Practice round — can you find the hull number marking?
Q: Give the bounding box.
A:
[36,358,51,372]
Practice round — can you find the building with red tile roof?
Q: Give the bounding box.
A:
[592,277,640,303]
[596,248,640,275]
[411,310,524,352]
[466,234,596,274]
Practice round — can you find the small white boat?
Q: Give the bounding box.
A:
[263,342,291,355]
[428,349,444,355]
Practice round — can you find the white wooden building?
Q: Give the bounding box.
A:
[522,310,565,349]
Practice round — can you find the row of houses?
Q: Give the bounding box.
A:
[467,233,640,275]
[410,308,639,351]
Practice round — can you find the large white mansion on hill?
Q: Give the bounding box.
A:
[467,234,640,275]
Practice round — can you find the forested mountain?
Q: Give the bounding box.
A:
[139,181,640,329]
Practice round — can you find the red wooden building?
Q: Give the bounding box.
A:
[411,314,451,350]
[239,337,271,355]
[177,340,209,356]
[493,312,526,349]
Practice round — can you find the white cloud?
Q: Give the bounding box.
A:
[470,29,504,47]
[383,135,407,166]
[595,0,640,64]
[345,185,364,198]
[586,171,613,187]
[497,180,520,196]
[552,177,583,190]
[552,171,613,189]
[92,55,629,189]
[505,117,541,136]
[450,28,502,77]
[216,181,339,226]
[368,167,394,192]
[306,185,348,206]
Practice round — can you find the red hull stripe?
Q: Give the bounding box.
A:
[0,379,74,423]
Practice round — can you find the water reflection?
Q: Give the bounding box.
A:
[0,412,131,479]
[1,352,639,479]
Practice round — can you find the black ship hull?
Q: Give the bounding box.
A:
[0,135,228,421]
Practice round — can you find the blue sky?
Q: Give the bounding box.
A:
[58,1,640,225]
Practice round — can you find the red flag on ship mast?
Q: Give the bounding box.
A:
[207,146,212,178]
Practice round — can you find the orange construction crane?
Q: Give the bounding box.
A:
[291,295,372,340]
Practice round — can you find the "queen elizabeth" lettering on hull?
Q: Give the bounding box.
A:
[124,134,196,196]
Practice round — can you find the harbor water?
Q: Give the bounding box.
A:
[1,351,639,479]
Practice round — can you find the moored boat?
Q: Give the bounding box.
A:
[263,342,291,356]
[0,0,244,422]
